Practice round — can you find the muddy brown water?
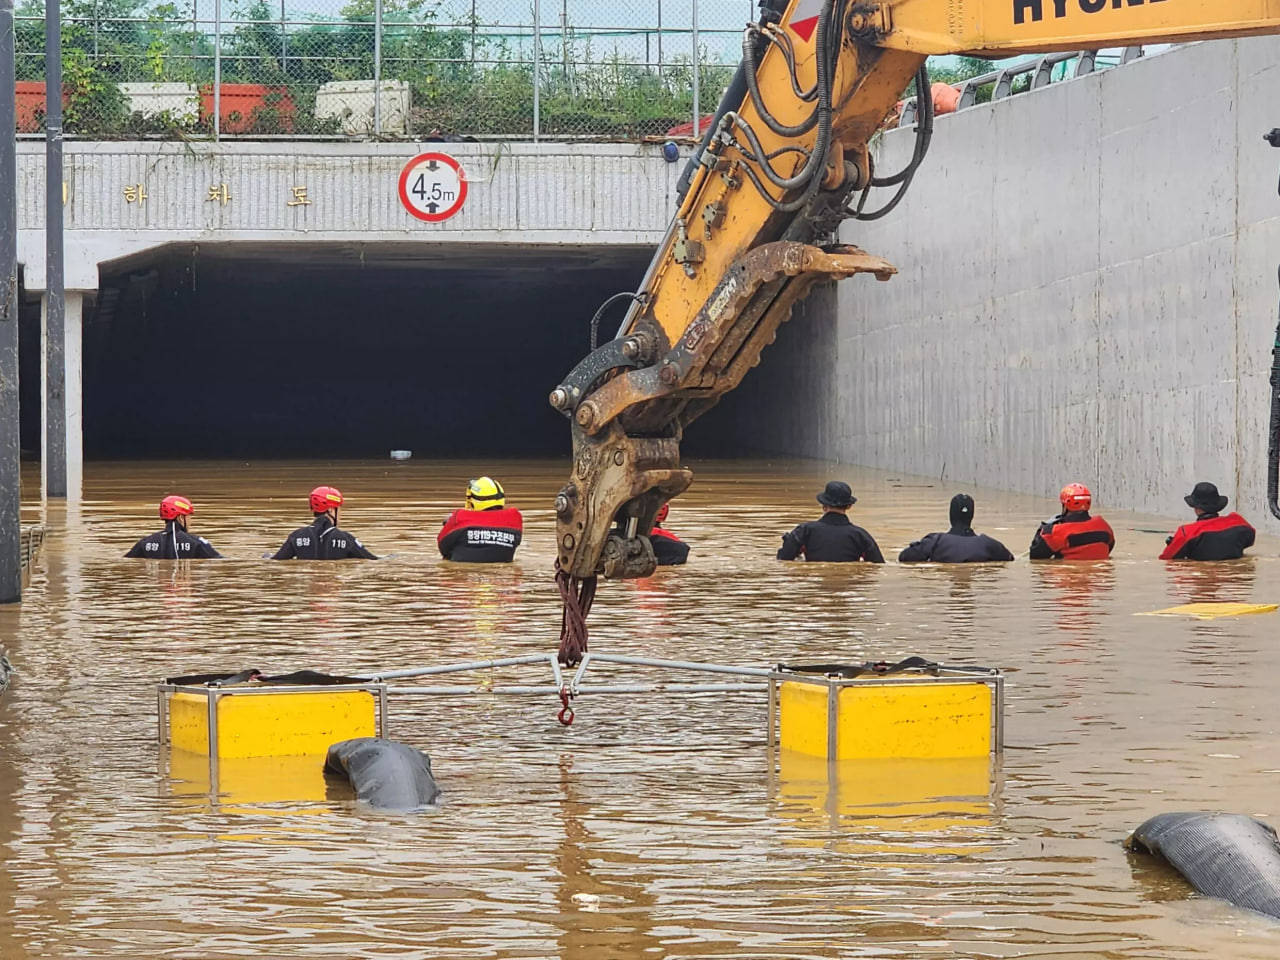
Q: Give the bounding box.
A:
[3,459,1280,959]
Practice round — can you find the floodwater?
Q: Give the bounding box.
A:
[3,458,1280,959]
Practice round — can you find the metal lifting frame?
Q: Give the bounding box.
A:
[357,652,772,698]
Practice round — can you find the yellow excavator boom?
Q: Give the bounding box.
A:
[886,0,1280,56]
[547,0,1280,664]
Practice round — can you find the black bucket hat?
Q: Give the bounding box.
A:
[1184,481,1228,514]
[817,481,856,508]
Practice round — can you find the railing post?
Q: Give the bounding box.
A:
[532,0,541,141]
[0,0,21,603]
[374,0,383,136]
[691,0,699,135]
[656,0,662,75]
[213,0,222,138]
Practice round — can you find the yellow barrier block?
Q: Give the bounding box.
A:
[774,670,1001,761]
[1138,602,1278,620]
[167,686,378,758]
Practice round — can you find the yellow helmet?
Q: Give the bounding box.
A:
[466,476,505,511]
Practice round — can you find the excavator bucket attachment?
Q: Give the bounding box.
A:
[552,241,895,582]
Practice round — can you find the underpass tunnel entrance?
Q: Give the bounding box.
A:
[85,243,656,459]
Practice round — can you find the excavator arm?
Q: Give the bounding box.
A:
[549,0,1280,663]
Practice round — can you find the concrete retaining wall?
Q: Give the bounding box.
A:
[819,36,1280,525]
[16,141,681,289]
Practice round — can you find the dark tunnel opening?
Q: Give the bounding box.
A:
[84,243,660,459]
[16,241,827,463]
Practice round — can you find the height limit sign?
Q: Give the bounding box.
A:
[398,152,468,223]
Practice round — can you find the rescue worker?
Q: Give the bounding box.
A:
[125,495,222,559]
[1029,483,1115,560]
[649,503,690,566]
[777,481,884,563]
[438,477,523,563]
[1159,482,1255,561]
[272,486,378,560]
[898,494,1014,563]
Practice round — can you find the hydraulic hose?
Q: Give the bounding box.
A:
[853,63,933,221]
[589,290,642,350]
[741,27,819,137]
[759,25,819,102]
[870,70,934,189]
[732,0,840,213]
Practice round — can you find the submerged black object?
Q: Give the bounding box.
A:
[1128,812,1280,919]
[324,738,440,810]
[165,669,371,687]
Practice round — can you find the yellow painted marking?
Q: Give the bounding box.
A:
[779,678,995,760]
[1138,602,1278,620]
[169,688,376,758]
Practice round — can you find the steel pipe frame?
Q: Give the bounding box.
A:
[387,683,767,695]
[357,651,770,696]
[900,48,1138,124]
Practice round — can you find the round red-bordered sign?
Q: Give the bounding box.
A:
[398,152,468,223]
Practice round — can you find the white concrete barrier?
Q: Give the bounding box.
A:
[315,80,411,137]
[119,83,199,123]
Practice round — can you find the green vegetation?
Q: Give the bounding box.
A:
[12,7,1056,140]
[12,0,736,138]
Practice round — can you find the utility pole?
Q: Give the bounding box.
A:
[45,0,66,498]
[0,0,22,603]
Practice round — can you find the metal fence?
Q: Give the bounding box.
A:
[12,0,751,140]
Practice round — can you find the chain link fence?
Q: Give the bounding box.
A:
[12,0,750,139]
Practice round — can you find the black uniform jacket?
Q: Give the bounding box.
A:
[777,512,885,563]
[125,523,222,559]
[650,527,690,566]
[272,516,378,560]
[899,527,1015,563]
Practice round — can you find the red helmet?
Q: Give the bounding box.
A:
[1059,483,1092,512]
[310,486,344,513]
[159,495,194,521]
[655,503,670,524]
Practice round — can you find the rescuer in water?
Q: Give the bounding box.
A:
[1029,483,1115,560]
[272,486,378,560]
[649,503,690,566]
[438,477,523,563]
[1159,482,1256,561]
[125,495,223,559]
[898,493,1015,563]
[777,481,885,563]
